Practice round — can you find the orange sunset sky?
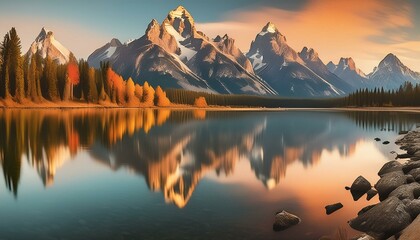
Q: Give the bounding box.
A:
[0,0,419,73]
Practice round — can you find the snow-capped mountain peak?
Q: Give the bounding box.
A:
[27,27,71,65]
[168,5,194,24]
[87,38,122,68]
[35,27,49,42]
[262,22,278,34]
[368,53,420,90]
[327,57,367,89]
[110,38,122,47]
[378,53,403,70]
[338,57,355,71]
[165,5,195,38]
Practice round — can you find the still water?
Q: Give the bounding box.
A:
[0,109,419,240]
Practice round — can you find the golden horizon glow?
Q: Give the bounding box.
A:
[198,0,420,73]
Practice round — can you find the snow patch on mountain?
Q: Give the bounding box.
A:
[248,50,266,70]
[28,27,71,64]
[164,22,197,61]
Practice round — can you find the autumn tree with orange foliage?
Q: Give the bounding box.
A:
[126,77,140,105]
[67,61,79,100]
[194,96,208,108]
[134,84,143,100]
[142,81,155,107]
[155,86,171,107]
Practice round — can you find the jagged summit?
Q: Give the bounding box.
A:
[378,53,402,68]
[168,6,194,23]
[35,27,50,42]
[262,22,278,33]
[299,47,319,62]
[27,27,71,64]
[367,53,420,90]
[213,34,230,42]
[109,38,122,46]
[338,57,357,71]
[146,19,160,33]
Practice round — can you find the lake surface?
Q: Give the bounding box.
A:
[0,109,419,240]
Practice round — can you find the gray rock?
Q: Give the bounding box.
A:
[357,204,377,216]
[349,196,412,240]
[388,182,420,200]
[402,161,420,174]
[399,215,420,240]
[273,210,301,231]
[378,161,403,176]
[374,171,407,201]
[399,131,409,135]
[416,175,420,183]
[405,199,420,219]
[366,189,378,201]
[351,176,372,201]
[407,175,415,183]
[325,203,343,215]
[408,168,420,179]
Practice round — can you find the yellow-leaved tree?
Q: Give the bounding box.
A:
[154,86,171,107]
[142,81,155,107]
[194,96,208,108]
[126,77,139,105]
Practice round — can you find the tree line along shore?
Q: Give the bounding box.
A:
[1,27,419,109]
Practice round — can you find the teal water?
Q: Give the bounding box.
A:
[0,109,418,240]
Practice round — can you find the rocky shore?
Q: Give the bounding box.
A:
[348,129,420,239]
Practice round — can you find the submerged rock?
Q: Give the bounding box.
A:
[374,138,381,141]
[374,171,407,200]
[366,189,378,201]
[325,203,343,215]
[349,196,412,239]
[273,210,301,231]
[350,176,372,201]
[383,141,390,145]
[378,161,403,176]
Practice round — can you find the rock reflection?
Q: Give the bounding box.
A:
[2,110,420,207]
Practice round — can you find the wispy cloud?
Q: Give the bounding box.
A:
[197,0,419,72]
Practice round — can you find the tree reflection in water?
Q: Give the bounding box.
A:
[1,109,420,207]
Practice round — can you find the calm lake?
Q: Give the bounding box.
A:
[0,109,418,240]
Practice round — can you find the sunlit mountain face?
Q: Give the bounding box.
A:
[1,109,420,239]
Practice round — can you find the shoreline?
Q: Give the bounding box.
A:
[3,102,420,113]
[346,129,420,239]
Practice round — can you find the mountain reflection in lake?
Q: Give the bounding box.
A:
[1,109,420,240]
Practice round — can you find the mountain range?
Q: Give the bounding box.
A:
[27,6,420,98]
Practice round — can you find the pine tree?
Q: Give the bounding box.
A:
[15,55,24,102]
[44,56,59,101]
[28,54,38,101]
[35,49,43,100]
[87,67,98,102]
[8,28,24,102]
[0,32,11,98]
